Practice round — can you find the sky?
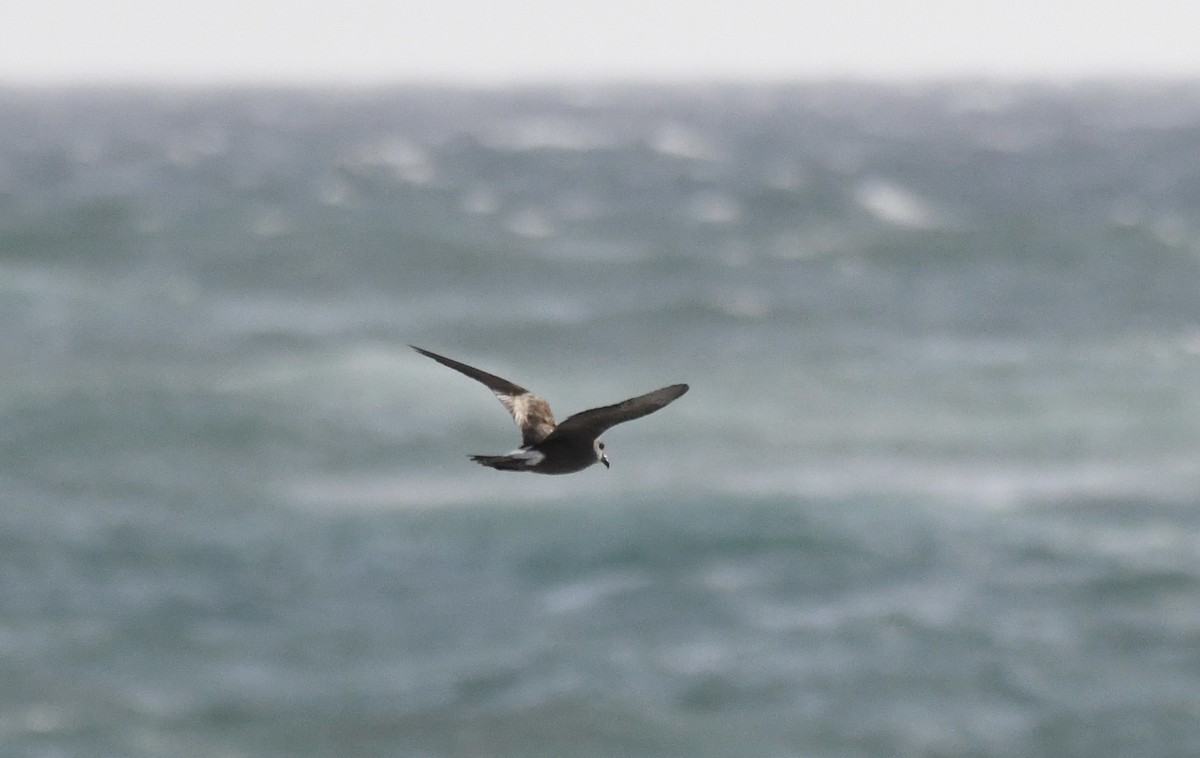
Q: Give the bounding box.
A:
[5,0,1200,85]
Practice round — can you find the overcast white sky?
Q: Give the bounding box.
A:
[5,0,1200,85]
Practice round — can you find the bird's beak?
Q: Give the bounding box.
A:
[601,454,610,469]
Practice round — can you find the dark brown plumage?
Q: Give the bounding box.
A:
[411,345,688,474]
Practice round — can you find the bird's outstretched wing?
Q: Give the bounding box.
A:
[410,346,557,446]
[548,384,689,440]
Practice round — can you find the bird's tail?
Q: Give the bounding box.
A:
[469,454,530,471]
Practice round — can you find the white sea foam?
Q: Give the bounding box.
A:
[7,87,1200,758]
[483,117,618,153]
[855,178,943,228]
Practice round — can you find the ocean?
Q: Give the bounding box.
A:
[1,82,1199,757]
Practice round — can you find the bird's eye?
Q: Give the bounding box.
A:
[598,442,605,450]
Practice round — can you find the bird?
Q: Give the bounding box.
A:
[411,345,688,474]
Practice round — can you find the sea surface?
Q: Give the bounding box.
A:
[2,83,1200,757]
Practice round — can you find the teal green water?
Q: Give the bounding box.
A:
[2,84,1200,757]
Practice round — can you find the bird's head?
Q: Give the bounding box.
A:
[594,439,609,469]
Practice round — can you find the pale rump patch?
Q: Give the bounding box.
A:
[509,448,545,465]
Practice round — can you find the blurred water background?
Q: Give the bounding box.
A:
[2,83,1200,757]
